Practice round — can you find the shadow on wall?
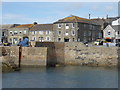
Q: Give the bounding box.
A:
[35,42,56,67]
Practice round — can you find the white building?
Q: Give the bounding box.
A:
[103,25,120,43]
[112,18,120,26]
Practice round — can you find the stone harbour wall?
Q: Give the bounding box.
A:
[64,42,118,66]
[1,42,119,67]
[1,46,47,66]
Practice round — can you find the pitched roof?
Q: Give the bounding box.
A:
[91,18,105,25]
[91,17,118,26]
[112,25,120,31]
[0,24,20,29]
[54,15,99,25]
[30,24,53,31]
[15,24,34,28]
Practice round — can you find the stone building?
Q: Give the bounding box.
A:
[29,24,54,42]
[8,24,34,45]
[91,17,119,38]
[103,25,120,43]
[53,15,101,42]
[0,24,20,43]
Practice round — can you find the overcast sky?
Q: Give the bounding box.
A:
[1,2,118,24]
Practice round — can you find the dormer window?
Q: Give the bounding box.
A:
[58,24,61,28]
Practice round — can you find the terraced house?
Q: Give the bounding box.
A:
[8,24,34,45]
[53,15,101,42]
[29,24,54,42]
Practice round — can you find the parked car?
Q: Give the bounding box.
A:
[94,39,103,45]
[94,41,99,45]
[3,42,11,46]
[116,42,120,47]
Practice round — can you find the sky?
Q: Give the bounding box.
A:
[1,2,119,24]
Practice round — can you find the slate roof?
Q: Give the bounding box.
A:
[30,24,53,31]
[15,24,34,28]
[0,24,20,29]
[54,15,100,25]
[91,17,119,26]
[112,25,120,31]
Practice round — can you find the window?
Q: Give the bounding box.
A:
[19,31,22,34]
[46,37,50,41]
[84,24,86,28]
[84,31,87,36]
[89,31,92,36]
[89,24,92,29]
[65,31,69,36]
[10,31,12,34]
[58,24,61,28]
[108,30,111,35]
[14,31,18,35]
[39,31,43,34]
[46,31,50,35]
[24,30,26,34]
[58,38,61,41]
[34,37,36,41]
[73,38,75,41]
[58,31,61,35]
[72,23,75,28]
[32,31,34,35]
[10,38,12,42]
[72,31,75,35]
[39,37,44,42]
[118,31,120,35]
[32,37,36,41]
[65,23,69,29]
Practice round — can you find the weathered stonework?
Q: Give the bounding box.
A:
[1,42,119,67]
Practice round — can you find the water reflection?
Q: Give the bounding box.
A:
[2,66,118,88]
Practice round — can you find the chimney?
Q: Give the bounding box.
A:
[89,14,91,19]
[33,22,37,25]
[106,15,108,19]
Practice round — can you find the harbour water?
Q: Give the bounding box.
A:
[2,66,118,88]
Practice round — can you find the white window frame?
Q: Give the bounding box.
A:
[65,23,69,29]
[14,31,18,35]
[19,31,22,34]
[58,24,61,28]
[32,31,34,35]
[72,23,75,28]
[10,31,12,34]
[108,30,111,35]
[46,31,50,35]
[58,31,61,35]
[46,37,50,41]
[65,31,69,36]
[72,31,75,36]
[39,31,43,35]
[24,30,27,34]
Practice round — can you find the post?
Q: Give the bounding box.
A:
[19,45,22,68]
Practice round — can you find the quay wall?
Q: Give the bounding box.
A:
[1,42,119,67]
[64,42,118,66]
[1,46,47,66]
